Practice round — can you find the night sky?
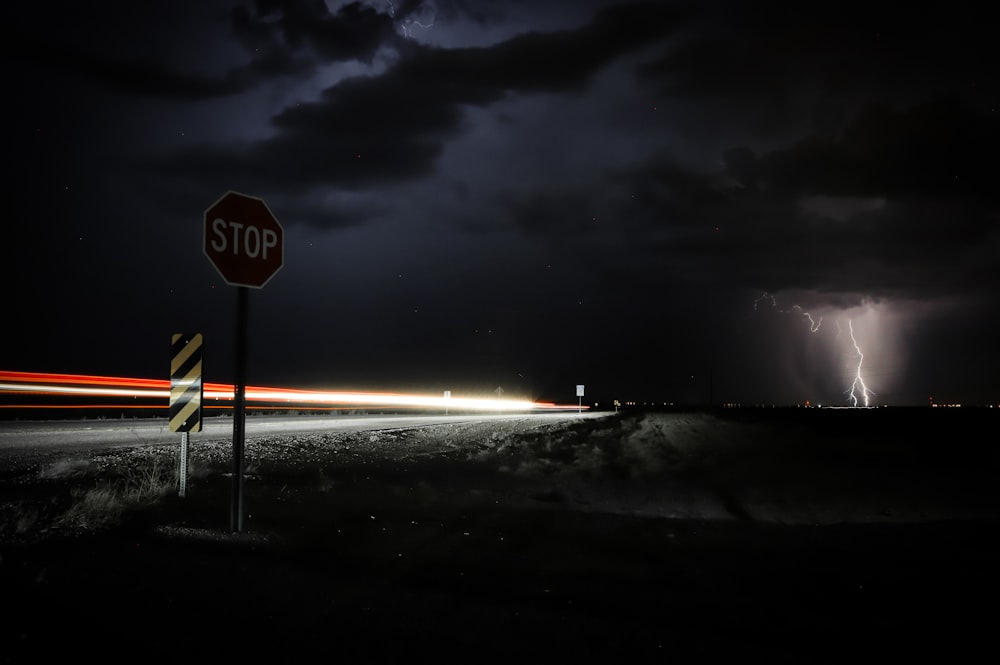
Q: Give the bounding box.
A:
[8,0,999,407]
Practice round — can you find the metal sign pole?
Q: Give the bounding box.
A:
[231,286,248,533]
[179,432,189,497]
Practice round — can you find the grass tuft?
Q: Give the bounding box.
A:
[56,455,177,531]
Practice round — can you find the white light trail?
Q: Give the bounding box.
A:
[244,388,539,411]
[0,383,170,399]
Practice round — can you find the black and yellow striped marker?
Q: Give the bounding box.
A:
[169,333,203,432]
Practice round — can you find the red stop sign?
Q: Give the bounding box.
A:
[204,191,284,288]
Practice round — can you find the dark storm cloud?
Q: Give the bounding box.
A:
[276,192,392,229]
[604,1,1000,305]
[755,98,999,200]
[12,1,399,101]
[12,44,314,100]
[428,0,508,27]
[158,2,690,206]
[589,92,1000,307]
[639,0,998,136]
[747,98,998,294]
[229,0,400,64]
[721,99,999,296]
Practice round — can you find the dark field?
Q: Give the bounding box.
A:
[2,408,998,663]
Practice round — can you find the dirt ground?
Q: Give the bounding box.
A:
[1,409,998,663]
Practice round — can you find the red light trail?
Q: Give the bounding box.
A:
[0,371,583,413]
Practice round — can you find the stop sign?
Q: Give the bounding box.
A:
[204,191,284,288]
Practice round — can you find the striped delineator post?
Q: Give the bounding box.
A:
[170,333,203,497]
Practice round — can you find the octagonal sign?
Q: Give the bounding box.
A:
[204,190,284,288]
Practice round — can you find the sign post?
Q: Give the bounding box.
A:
[576,384,585,414]
[204,191,284,533]
[232,287,247,532]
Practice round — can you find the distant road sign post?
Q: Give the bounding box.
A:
[576,384,585,413]
[170,333,203,498]
[204,191,284,533]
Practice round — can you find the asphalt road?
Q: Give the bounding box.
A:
[0,411,605,459]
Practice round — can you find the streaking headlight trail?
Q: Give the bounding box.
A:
[0,371,582,412]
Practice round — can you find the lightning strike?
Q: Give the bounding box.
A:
[754,292,878,407]
[846,319,875,407]
[792,305,822,332]
[756,293,822,331]
[384,1,436,38]
[753,292,777,310]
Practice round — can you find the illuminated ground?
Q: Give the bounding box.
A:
[1,409,997,662]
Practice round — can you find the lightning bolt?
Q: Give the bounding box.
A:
[756,293,821,332]
[846,319,875,407]
[792,305,822,332]
[384,0,436,38]
[755,292,875,407]
[753,292,776,310]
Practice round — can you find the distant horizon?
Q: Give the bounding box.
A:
[1,368,996,421]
